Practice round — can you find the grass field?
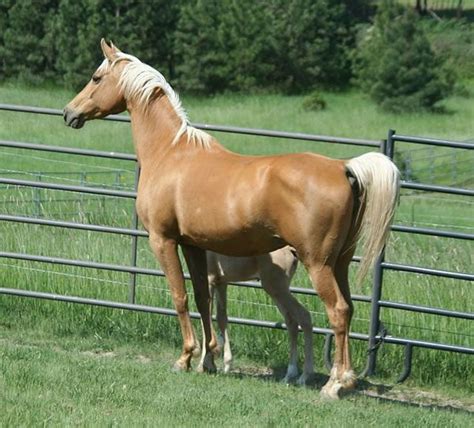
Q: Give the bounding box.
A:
[1,81,473,421]
[2,325,473,426]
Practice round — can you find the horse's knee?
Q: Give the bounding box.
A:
[172,294,189,314]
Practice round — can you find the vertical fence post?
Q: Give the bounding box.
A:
[34,172,42,217]
[128,163,140,304]
[386,129,395,159]
[364,130,395,377]
[80,172,86,211]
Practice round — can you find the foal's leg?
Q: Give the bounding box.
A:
[182,245,217,374]
[148,234,196,371]
[273,300,299,383]
[214,283,233,373]
[308,262,355,399]
[260,270,314,385]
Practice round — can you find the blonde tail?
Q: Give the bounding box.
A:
[345,152,400,286]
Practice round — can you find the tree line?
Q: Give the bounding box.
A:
[0,0,459,111]
[0,0,371,92]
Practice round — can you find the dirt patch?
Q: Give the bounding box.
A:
[80,350,116,358]
[136,354,152,364]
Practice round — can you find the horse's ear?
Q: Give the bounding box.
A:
[100,38,119,61]
[109,41,121,53]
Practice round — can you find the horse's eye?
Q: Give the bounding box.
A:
[92,75,101,84]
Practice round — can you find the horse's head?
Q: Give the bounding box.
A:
[63,39,127,129]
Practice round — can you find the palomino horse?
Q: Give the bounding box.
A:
[64,40,400,398]
[206,247,314,384]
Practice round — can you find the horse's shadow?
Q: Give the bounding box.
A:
[226,366,472,413]
[226,365,333,389]
[227,364,393,395]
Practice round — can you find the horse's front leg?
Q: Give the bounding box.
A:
[148,234,197,371]
[182,245,217,374]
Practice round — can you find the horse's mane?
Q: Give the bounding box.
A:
[105,53,213,149]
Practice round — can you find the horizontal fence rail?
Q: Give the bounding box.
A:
[2,286,472,357]
[1,105,473,383]
[0,103,381,147]
[0,177,137,198]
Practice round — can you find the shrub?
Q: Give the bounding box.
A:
[302,91,327,111]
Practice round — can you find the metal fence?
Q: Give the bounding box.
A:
[1,103,473,382]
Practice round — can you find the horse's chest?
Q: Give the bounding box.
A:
[135,182,176,232]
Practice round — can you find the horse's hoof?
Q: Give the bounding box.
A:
[320,380,342,400]
[281,376,295,385]
[171,360,189,373]
[296,372,313,386]
[320,377,356,399]
[281,366,299,384]
[200,353,217,374]
[203,362,217,374]
[282,373,298,385]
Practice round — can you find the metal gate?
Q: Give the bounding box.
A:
[1,103,472,382]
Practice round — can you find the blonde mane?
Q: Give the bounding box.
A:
[105,54,212,149]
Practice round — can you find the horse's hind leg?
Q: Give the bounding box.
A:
[308,261,355,399]
[214,283,233,373]
[182,245,217,374]
[197,285,219,371]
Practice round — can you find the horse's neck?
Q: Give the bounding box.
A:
[129,101,229,171]
[128,95,183,167]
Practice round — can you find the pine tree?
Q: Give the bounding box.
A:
[51,0,98,89]
[174,0,231,93]
[174,0,358,94]
[270,0,353,93]
[0,0,58,83]
[353,1,453,112]
[96,0,181,79]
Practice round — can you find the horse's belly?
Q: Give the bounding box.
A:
[180,226,286,257]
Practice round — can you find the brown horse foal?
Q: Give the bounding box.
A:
[64,40,400,398]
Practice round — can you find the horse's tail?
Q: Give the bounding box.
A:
[345,152,400,286]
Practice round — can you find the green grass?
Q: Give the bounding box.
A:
[1,324,472,427]
[0,82,473,402]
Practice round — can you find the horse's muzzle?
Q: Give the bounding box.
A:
[63,106,85,129]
